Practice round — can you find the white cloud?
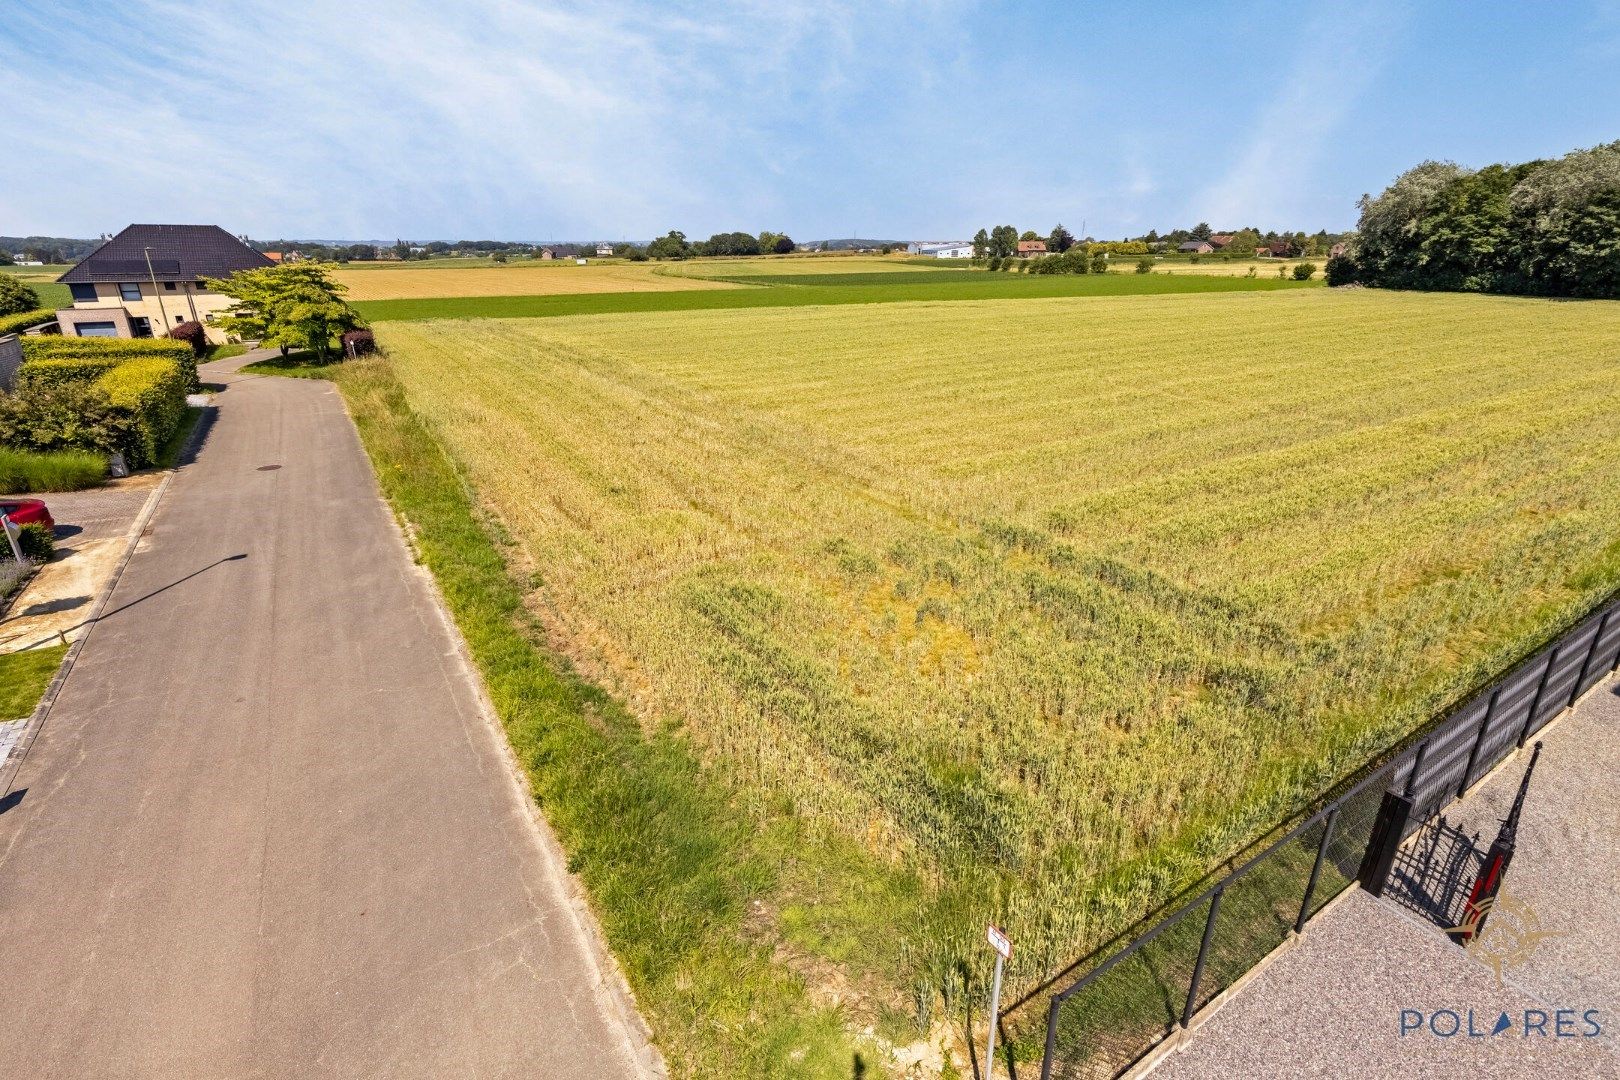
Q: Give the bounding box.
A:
[1191,3,1405,229]
[0,0,971,238]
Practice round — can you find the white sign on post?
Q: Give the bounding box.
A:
[984,924,1012,1080]
[2,514,23,564]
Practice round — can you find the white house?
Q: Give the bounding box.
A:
[930,244,974,259]
[595,243,613,257]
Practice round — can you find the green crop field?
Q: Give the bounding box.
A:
[358,287,1620,1069]
[355,269,1313,322]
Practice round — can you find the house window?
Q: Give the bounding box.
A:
[130,317,152,338]
[74,321,119,337]
[175,314,185,324]
[164,281,177,291]
[119,282,142,301]
[69,283,98,303]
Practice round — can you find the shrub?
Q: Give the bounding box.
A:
[0,308,56,336]
[1090,252,1109,274]
[1188,253,1201,264]
[0,559,27,605]
[18,356,124,390]
[0,275,39,317]
[0,381,128,457]
[341,329,376,356]
[987,256,1002,271]
[167,320,208,356]
[1135,258,1154,274]
[1325,254,1358,286]
[21,336,197,393]
[0,447,105,494]
[97,357,189,468]
[17,522,53,562]
[1292,262,1318,281]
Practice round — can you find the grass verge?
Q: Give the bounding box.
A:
[305,355,878,1076]
[356,271,1317,322]
[154,406,206,470]
[0,644,68,720]
[0,447,105,494]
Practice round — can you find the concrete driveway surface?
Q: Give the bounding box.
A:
[0,351,655,1079]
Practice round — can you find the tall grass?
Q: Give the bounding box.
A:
[0,447,105,494]
[369,287,1620,1033]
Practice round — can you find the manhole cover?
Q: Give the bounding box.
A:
[257,465,282,471]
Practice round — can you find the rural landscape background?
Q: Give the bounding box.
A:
[4,2,1620,1077]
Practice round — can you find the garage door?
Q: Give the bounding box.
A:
[74,322,119,337]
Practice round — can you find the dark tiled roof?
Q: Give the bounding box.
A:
[58,224,274,283]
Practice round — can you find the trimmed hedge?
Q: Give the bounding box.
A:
[21,336,198,392]
[18,522,53,563]
[17,356,124,390]
[99,357,189,467]
[0,308,56,336]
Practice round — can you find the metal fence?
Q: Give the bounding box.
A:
[1029,593,1620,1080]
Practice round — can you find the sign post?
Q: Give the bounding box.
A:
[2,514,23,564]
[984,924,1012,1080]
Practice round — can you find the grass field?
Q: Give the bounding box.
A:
[356,270,1314,321]
[367,287,1620,1054]
[0,263,72,309]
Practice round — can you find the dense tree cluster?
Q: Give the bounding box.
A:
[641,230,797,260]
[1343,141,1620,298]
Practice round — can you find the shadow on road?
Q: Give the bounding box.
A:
[1385,817,1486,928]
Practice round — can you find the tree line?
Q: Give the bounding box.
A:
[969,223,1348,261]
[1335,140,1620,298]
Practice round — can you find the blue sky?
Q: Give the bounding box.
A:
[2,1,1617,242]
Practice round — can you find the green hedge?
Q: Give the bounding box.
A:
[98,357,189,467]
[0,308,56,336]
[21,336,198,392]
[17,356,124,390]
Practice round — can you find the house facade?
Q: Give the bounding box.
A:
[930,244,974,259]
[1179,241,1214,254]
[1017,239,1048,257]
[595,243,613,257]
[55,224,274,343]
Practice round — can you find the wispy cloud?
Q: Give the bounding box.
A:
[1191,3,1406,229]
[0,0,970,238]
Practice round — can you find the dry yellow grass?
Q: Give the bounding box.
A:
[376,288,1620,996]
[331,262,746,301]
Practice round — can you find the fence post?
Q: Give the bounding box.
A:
[1357,788,1414,897]
[1039,996,1061,1080]
[1181,886,1224,1029]
[1402,740,1430,799]
[1458,688,1500,799]
[1569,611,1609,707]
[1518,645,1560,748]
[1294,807,1339,933]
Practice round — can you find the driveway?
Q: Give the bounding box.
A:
[0,350,655,1078]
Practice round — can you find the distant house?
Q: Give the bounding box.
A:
[539,247,557,260]
[54,224,274,343]
[263,251,284,263]
[1329,242,1349,258]
[595,243,613,257]
[1179,241,1214,254]
[1208,234,1234,250]
[1017,239,1048,257]
[930,244,974,259]
[1255,240,1298,258]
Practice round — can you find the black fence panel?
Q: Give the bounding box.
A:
[1030,590,1620,1080]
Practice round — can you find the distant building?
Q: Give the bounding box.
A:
[595,243,613,257]
[1329,242,1349,258]
[263,251,284,263]
[1017,240,1048,257]
[539,247,557,259]
[1208,234,1234,250]
[54,224,274,343]
[930,244,974,259]
[1255,240,1298,258]
[1179,241,1214,254]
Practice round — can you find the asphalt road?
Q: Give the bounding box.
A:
[0,352,654,1078]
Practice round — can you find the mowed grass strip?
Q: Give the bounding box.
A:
[374,287,1620,1013]
[356,270,1312,321]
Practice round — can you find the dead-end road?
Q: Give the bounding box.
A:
[0,351,657,1079]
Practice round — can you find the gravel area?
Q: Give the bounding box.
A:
[1152,674,1620,1079]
